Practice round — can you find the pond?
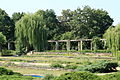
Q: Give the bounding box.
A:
[25,75,44,78]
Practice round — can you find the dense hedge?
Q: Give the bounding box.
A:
[64,64,78,69]
[0,67,34,80]
[101,72,120,80]
[0,50,17,56]
[54,71,101,80]
[0,75,34,80]
[76,60,118,73]
[50,63,64,68]
[42,71,120,80]
[43,74,55,80]
[0,67,14,75]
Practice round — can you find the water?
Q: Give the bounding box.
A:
[25,75,44,78]
[31,75,44,78]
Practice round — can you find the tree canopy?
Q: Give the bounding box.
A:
[57,6,113,39]
[35,9,59,40]
[104,24,120,59]
[15,11,51,52]
[0,32,6,52]
[0,7,115,53]
[0,8,14,41]
[12,12,25,23]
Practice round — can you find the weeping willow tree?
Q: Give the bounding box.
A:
[15,13,47,54]
[104,24,120,60]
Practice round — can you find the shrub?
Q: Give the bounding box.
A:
[0,67,34,80]
[64,64,78,70]
[54,71,101,80]
[2,62,16,67]
[0,67,22,75]
[0,75,34,80]
[50,63,64,68]
[0,67,14,75]
[101,72,120,80]
[0,50,17,56]
[42,74,55,80]
[76,60,118,73]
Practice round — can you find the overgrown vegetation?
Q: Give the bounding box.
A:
[76,60,118,73]
[54,71,101,80]
[0,67,35,80]
[0,6,114,55]
[104,24,120,60]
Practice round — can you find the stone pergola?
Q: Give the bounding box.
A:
[7,39,106,51]
[48,39,106,51]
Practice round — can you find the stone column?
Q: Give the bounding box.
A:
[80,41,83,50]
[78,41,81,51]
[66,40,70,51]
[90,41,93,50]
[8,42,11,50]
[104,40,106,49]
[55,41,59,50]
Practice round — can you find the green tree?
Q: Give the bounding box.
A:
[58,6,113,39]
[104,24,120,60]
[15,12,48,54]
[0,32,6,52]
[36,9,59,40]
[0,8,14,41]
[12,12,25,23]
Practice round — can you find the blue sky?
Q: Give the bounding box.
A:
[0,0,120,25]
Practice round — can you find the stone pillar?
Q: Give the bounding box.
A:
[66,40,70,51]
[104,40,106,49]
[55,41,59,50]
[78,41,81,51]
[90,41,93,50]
[80,41,83,50]
[8,42,11,50]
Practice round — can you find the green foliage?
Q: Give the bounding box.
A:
[50,63,64,68]
[0,75,34,80]
[104,24,120,60]
[76,60,118,73]
[46,50,111,53]
[54,71,101,80]
[0,32,6,43]
[15,12,48,53]
[0,67,14,75]
[0,8,14,40]
[0,67,34,80]
[101,72,120,80]
[43,74,55,80]
[64,64,78,69]
[58,6,113,39]
[92,37,101,51]
[12,12,25,23]
[0,32,6,52]
[0,50,17,56]
[58,32,75,40]
[36,9,59,40]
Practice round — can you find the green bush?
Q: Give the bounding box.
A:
[0,67,14,75]
[42,74,55,80]
[50,63,64,68]
[101,72,120,80]
[64,64,78,70]
[0,67,35,80]
[0,67,22,75]
[0,50,17,56]
[76,60,118,73]
[54,71,101,80]
[0,75,34,80]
